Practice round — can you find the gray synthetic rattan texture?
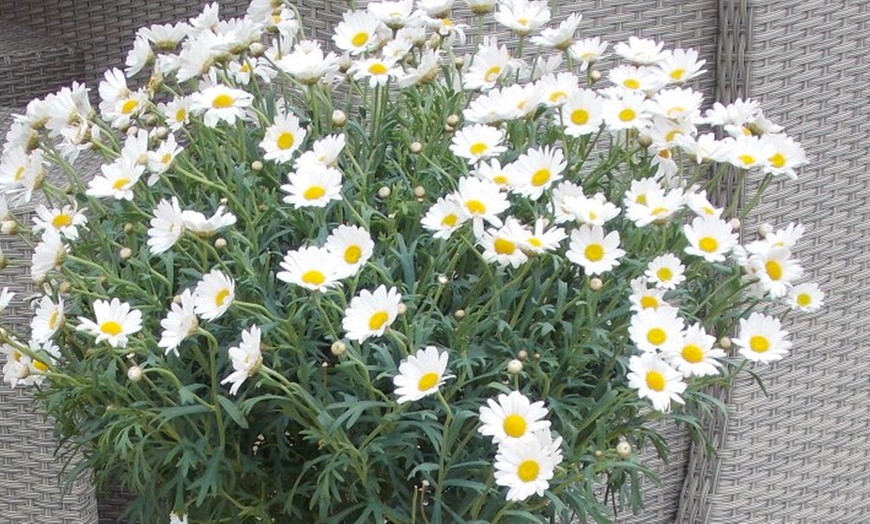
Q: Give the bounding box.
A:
[0,109,99,524]
[677,1,870,523]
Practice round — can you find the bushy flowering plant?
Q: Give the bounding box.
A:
[0,1,823,522]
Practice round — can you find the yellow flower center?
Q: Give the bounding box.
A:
[302,270,326,286]
[14,166,25,182]
[796,293,812,307]
[699,237,718,253]
[769,153,786,168]
[161,152,172,164]
[240,63,251,73]
[417,372,439,391]
[493,175,508,185]
[749,335,770,353]
[175,108,187,122]
[640,296,659,309]
[619,109,636,122]
[494,238,516,255]
[682,344,704,363]
[303,185,326,200]
[100,321,123,336]
[470,142,488,156]
[766,260,783,280]
[636,194,647,205]
[351,32,369,48]
[215,288,230,306]
[121,99,139,115]
[503,414,527,438]
[659,149,671,159]
[738,154,756,166]
[528,237,542,248]
[212,94,234,109]
[33,360,49,372]
[368,311,389,330]
[584,244,604,262]
[645,371,665,391]
[531,169,551,187]
[441,214,458,227]
[48,310,61,330]
[465,200,486,215]
[571,109,589,125]
[548,90,567,103]
[623,78,640,89]
[368,62,388,75]
[670,69,686,80]
[656,267,673,282]
[517,459,540,482]
[666,130,682,142]
[112,178,130,190]
[484,66,502,83]
[667,107,686,118]
[52,214,72,228]
[344,245,362,264]
[277,132,295,150]
[651,206,669,216]
[647,328,667,346]
[517,17,529,26]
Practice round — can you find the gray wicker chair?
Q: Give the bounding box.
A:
[1,1,868,522]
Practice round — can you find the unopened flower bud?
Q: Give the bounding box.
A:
[1,221,17,234]
[173,294,182,304]
[507,359,523,374]
[397,303,407,315]
[437,274,449,285]
[534,353,541,361]
[453,56,465,69]
[338,56,352,73]
[616,441,632,458]
[378,186,391,198]
[124,223,134,234]
[251,160,264,172]
[410,141,423,153]
[729,218,741,230]
[214,238,227,250]
[413,186,426,198]
[249,42,265,56]
[758,223,773,238]
[589,278,603,291]
[590,70,602,82]
[518,350,528,361]
[332,110,347,127]
[331,341,346,356]
[637,134,653,148]
[444,124,455,133]
[59,281,71,294]
[220,197,228,205]
[446,114,460,127]
[421,479,430,488]
[144,114,158,126]
[119,247,133,260]
[155,126,169,139]
[594,450,604,458]
[127,365,143,382]
[719,336,732,349]
[126,126,139,137]
[453,309,466,319]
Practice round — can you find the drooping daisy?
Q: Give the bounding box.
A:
[277,246,345,292]
[86,159,145,201]
[628,277,669,313]
[397,48,443,88]
[525,218,566,254]
[147,197,186,255]
[342,285,402,343]
[507,145,566,200]
[787,282,825,313]
[494,0,551,36]
[281,165,343,209]
[645,253,686,290]
[296,134,346,170]
[568,37,609,71]
[31,229,68,281]
[550,181,585,224]
[478,217,532,268]
[422,196,468,240]
[478,390,551,444]
[494,429,563,502]
[673,133,730,164]
[277,40,340,85]
[560,89,604,137]
[325,224,375,279]
[449,124,507,164]
[453,176,509,227]
[32,204,88,241]
[182,206,237,237]
[664,323,726,378]
[76,298,143,348]
[628,306,685,354]
[627,353,687,412]
[30,295,64,344]
[393,345,451,404]
[565,225,625,275]
[614,36,666,65]
[530,12,582,50]
[732,312,792,364]
[158,289,198,357]
[221,325,263,395]
[332,10,384,56]
[190,85,254,127]
[193,269,235,321]
[683,216,739,263]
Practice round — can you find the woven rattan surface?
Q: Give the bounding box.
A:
[677,1,870,522]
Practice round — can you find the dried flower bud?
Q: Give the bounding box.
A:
[124,223,134,234]
[437,274,449,285]
[443,124,455,133]
[59,281,71,294]
[413,186,426,198]
[507,359,523,374]
[758,223,773,238]
[378,186,391,198]
[616,441,632,458]
[446,114,460,127]
[214,238,227,250]
[719,336,732,349]
[331,341,346,356]
[251,160,264,172]
[249,42,265,56]
[453,309,466,319]
[410,141,423,153]
[119,247,133,260]
[729,218,741,230]
[590,70,602,82]
[127,365,143,382]
[332,110,347,127]
[518,350,528,361]
[589,278,603,291]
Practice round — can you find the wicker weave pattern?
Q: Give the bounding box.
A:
[679,1,870,522]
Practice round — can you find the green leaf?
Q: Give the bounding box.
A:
[218,395,249,429]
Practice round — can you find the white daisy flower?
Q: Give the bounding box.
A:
[160,97,192,131]
[453,176,509,228]
[146,134,183,183]
[494,429,563,502]
[664,323,726,378]
[86,159,144,201]
[342,285,402,343]
[0,148,45,204]
[726,135,775,170]
[657,48,706,84]
[76,298,143,348]
[393,345,451,404]
[31,229,68,281]
[473,159,512,190]
[0,288,14,316]
[535,72,579,107]
[762,134,807,179]
[479,217,532,268]
[627,353,687,412]
[277,40,340,85]
[568,37,609,71]
[565,225,625,275]
[494,0,551,36]
[138,21,189,50]
[168,512,189,524]
[747,246,803,299]
[685,189,723,218]
[563,192,621,226]
[368,0,415,29]
[525,218,566,254]
[277,246,345,292]
[30,296,64,344]
[2,339,60,388]
[281,165,343,209]
[351,56,400,87]
[761,222,805,251]
[478,390,551,444]
[628,277,669,313]
[449,124,507,164]
[614,37,666,65]
[124,35,154,77]
[190,85,254,128]
[325,225,375,279]
[650,87,704,121]
[530,12,582,50]
[182,206,237,237]
[645,253,686,290]
[296,134,346,170]
[397,48,442,88]
[507,145,566,200]
[733,312,792,364]
[784,282,824,313]
[332,10,384,56]
[463,38,512,91]
[420,0,455,17]
[422,196,468,240]
[608,65,665,93]
[628,307,685,354]
[561,89,604,137]
[148,197,186,255]
[193,269,235,321]
[603,90,654,132]
[158,289,198,357]
[683,216,739,263]
[550,181,585,224]
[673,133,730,164]
[98,67,130,106]
[221,325,263,396]
[32,204,88,241]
